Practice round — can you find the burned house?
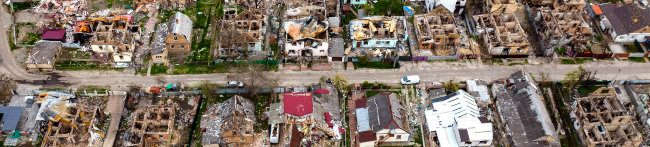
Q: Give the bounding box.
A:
[124,103,176,146]
[218,9,265,58]
[35,92,107,147]
[414,7,460,57]
[553,0,585,12]
[473,13,530,57]
[159,0,191,10]
[349,16,404,57]
[224,0,260,9]
[283,16,329,60]
[570,87,643,147]
[201,95,255,146]
[491,71,559,146]
[536,9,592,48]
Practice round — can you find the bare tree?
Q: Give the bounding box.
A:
[0,73,17,105]
[563,65,594,90]
[228,65,279,95]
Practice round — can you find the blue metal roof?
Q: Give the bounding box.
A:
[0,106,24,131]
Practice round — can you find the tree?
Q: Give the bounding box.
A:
[442,80,459,93]
[332,72,348,91]
[228,65,279,96]
[0,73,17,105]
[563,65,593,89]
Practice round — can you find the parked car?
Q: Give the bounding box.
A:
[400,75,420,85]
[227,81,244,88]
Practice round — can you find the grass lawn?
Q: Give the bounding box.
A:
[628,57,646,63]
[55,61,123,71]
[353,61,399,69]
[171,64,231,74]
[150,64,169,75]
[560,59,577,64]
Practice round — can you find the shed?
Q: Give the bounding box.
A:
[41,29,66,41]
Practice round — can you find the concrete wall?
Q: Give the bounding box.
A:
[352,39,398,48]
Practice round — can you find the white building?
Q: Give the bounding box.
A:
[425,90,492,147]
[425,0,466,15]
[466,79,491,103]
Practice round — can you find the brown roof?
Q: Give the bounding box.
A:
[600,4,650,35]
[358,131,376,142]
[355,98,367,108]
[478,117,490,123]
[458,129,470,142]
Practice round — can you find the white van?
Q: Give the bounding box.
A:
[401,75,420,85]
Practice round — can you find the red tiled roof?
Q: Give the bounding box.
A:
[283,92,313,116]
[325,112,333,127]
[315,89,330,94]
[355,98,367,108]
[41,29,66,40]
[358,131,376,142]
[592,5,603,15]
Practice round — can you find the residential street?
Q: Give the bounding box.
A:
[6,60,647,90]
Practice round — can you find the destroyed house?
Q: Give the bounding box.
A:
[414,7,460,56]
[283,16,329,59]
[349,16,399,49]
[537,9,592,48]
[224,0,259,9]
[598,3,650,43]
[218,9,265,57]
[26,41,62,72]
[473,13,530,57]
[492,71,559,146]
[125,104,176,146]
[151,23,169,65]
[570,87,643,147]
[285,5,327,20]
[201,95,255,147]
[553,0,586,12]
[283,92,314,117]
[42,105,104,147]
[355,92,410,146]
[160,0,191,10]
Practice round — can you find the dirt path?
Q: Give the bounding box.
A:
[103,95,125,147]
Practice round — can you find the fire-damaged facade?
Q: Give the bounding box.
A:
[124,103,176,146]
[473,13,530,57]
[570,87,644,147]
[348,16,405,57]
[218,9,266,58]
[415,7,459,57]
[283,16,329,60]
[536,8,592,49]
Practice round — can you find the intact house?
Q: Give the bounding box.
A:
[570,87,643,147]
[217,9,265,58]
[151,12,193,65]
[201,95,255,147]
[491,71,560,146]
[349,16,405,58]
[283,16,329,61]
[26,41,62,72]
[425,90,492,147]
[597,3,650,43]
[536,8,592,51]
[355,92,410,147]
[473,13,530,57]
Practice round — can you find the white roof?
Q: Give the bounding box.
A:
[435,127,460,147]
[457,117,493,142]
[466,79,490,102]
[356,108,371,132]
[170,12,193,41]
[430,90,480,118]
[436,0,456,13]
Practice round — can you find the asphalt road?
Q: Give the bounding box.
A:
[36,61,648,90]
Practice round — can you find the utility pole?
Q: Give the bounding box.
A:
[609,69,621,87]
